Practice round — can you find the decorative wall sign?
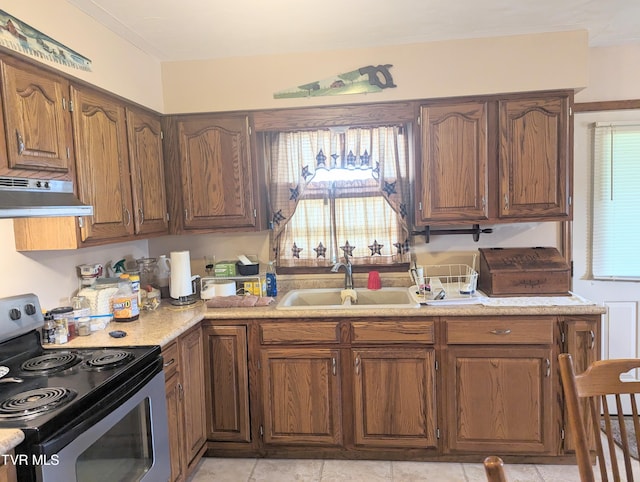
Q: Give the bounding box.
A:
[274,64,395,99]
[0,10,92,71]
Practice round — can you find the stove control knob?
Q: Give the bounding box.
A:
[9,307,21,321]
[24,303,37,316]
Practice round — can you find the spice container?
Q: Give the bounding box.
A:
[42,313,56,345]
[77,317,91,336]
[49,306,74,340]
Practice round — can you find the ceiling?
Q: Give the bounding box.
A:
[67,0,640,62]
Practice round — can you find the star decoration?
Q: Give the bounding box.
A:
[382,180,397,196]
[272,209,286,226]
[394,239,410,254]
[313,242,327,258]
[340,241,355,257]
[368,240,384,256]
[346,150,357,168]
[289,185,300,201]
[316,149,327,169]
[399,203,408,219]
[301,165,312,181]
[291,243,303,258]
[359,150,370,168]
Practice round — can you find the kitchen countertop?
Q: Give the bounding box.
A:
[0,291,603,454]
[49,291,606,350]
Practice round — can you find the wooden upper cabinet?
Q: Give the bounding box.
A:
[175,114,257,231]
[126,107,168,236]
[498,94,571,220]
[417,101,489,224]
[0,57,73,178]
[71,85,134,242]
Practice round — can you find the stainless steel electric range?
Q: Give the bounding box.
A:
[0,293,170,482]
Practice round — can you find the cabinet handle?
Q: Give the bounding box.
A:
[545,358,551,378]
[481,196,486,208]
[503,194,509,211]
[16,130,25,155]
[138,208,144,224]
[124,207,131,226]
[178,382,184,399]
[490,329,511,335]
[164,358,175,367]
[332,357,337,376]
[354,356,361,375]
[589,330,595,350]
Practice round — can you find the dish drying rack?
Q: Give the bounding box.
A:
[411,256,480,304]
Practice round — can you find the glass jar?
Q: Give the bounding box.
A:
[136,258,158,289]
[49,306,74,340]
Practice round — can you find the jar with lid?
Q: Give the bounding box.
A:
[111,274,139,322]
[136,258,158,289]
[42,313,56,345]
[49,306,75,340]
[71,296,91,319]
[77,317,91,336]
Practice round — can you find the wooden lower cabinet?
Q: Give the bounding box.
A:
[204,325,250,443]
[445,345,555,454]
[200,314,601,462]
[163,326,206,482]
[260,347,343,446]
[352,348,437,448]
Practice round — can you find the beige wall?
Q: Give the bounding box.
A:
[0,0,636,307]
[2,0,164,111]
[161,30,589,113]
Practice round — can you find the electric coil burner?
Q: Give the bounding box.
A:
[0,387,77,420]
[0,293,170,482]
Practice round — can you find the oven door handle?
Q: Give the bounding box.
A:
[33,357,163,456]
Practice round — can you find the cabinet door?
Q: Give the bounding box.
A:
[71,86,133,242]
[563,316,599,453]
[498,94,571,220]
[417,102,489,224]
[260,348,342,446]
[177,114,256,230]
[165,370,186,482]
[352,348,437,448]
[0,58,73,176]
[204,325,250,442]
[126,107,168,236]
[445,346,555,454]
[180,327,207,465]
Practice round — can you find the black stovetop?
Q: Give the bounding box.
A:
[0,330,160,443]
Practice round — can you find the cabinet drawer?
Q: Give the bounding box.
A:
[447,318,553,344]
[162,341,180,378]
[352,321,434,344]
[260,322,340,344]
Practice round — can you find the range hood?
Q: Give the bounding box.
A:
[0,176,93,218]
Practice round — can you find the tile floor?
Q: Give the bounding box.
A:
[187,457,586,482]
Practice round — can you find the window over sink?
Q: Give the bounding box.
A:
[264,125,411,271]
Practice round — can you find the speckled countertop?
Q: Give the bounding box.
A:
[0,290,604,455]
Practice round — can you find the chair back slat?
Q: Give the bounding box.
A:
[560,354,640,482]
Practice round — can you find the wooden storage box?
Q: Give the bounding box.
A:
[478,247,571,297]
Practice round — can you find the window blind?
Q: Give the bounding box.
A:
[592,122,640,280]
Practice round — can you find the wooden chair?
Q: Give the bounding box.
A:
[483,456,508,482]
[559,353,640,482]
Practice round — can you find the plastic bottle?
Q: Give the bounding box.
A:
[111,274,140,322]
[156,255,171,299]
[266,261,277,297]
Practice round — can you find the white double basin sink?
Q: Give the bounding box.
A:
[275,287,421,310]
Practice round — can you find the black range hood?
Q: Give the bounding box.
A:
[0,176,93,218]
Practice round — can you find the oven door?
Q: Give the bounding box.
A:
[33,362,170,482]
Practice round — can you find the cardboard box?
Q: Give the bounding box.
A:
[214,261,236,277]
[478,247,571,297]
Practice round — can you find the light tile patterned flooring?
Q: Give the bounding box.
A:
[187,457,586,482]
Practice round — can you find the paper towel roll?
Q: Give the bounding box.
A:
[170,251,194,298]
